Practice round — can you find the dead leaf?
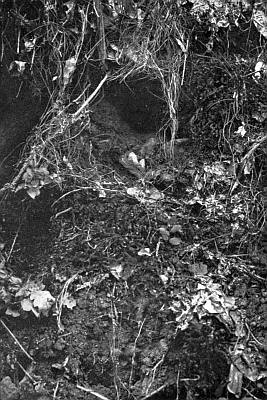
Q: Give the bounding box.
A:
[227,363,243,397]
[110,264,124,280]
[63,57,77,86]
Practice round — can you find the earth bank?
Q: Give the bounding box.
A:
[0,1,267,400]
[0,71,266,399]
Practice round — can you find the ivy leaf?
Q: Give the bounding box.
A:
[21,298,40,318]
[27,187,41,199]
[30,290,55,316]
[5,307,21,317]
[62,295,77,310]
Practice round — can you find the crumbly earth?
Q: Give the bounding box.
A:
[0,67,266,400]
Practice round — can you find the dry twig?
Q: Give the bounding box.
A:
[0,319,34,361]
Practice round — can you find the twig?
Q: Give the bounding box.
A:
[77,384,112,400]
[243,387,262,400]
[53,381,60,400]
[109,291,120,400]
[145,354,165,395]
[241,135,267,166]
[55,273,78,332]
[140,383,169,400]
[0,319,34,361]
[72,74,108,119]
[54,207,72,219]
[246,322,267,350]
[17,361,38,385]
[94,0,107,65]
[129,318,146,388]
[181,38,189,86]
[231,134,267,194]
[176,368,180,400]
[52,187,90,207]
[6,221,22,262]
[72,82,91,104]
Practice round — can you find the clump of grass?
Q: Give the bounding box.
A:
[108,0,190,156]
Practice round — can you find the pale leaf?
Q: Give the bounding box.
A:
[21,298,40,318]
[138,248,152,256]
[62,295,77,310]
[21,298,34,312]
[27,187,41,199]
[227,363,243,396]
[127,152,139,165]
[63,57,77,86]
[110,264,123,280]
[5,307,20,317]
[30,290,55,315]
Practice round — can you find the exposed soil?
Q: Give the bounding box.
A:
[0,67,266,400]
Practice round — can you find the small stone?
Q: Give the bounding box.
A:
[159,227,170,241]
[169,237,182,246]
[54,339,66,351]
[159,274,168,284]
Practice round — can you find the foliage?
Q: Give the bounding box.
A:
[0,260,76,319]
[0,1,266,399]
[16,164,61,199]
